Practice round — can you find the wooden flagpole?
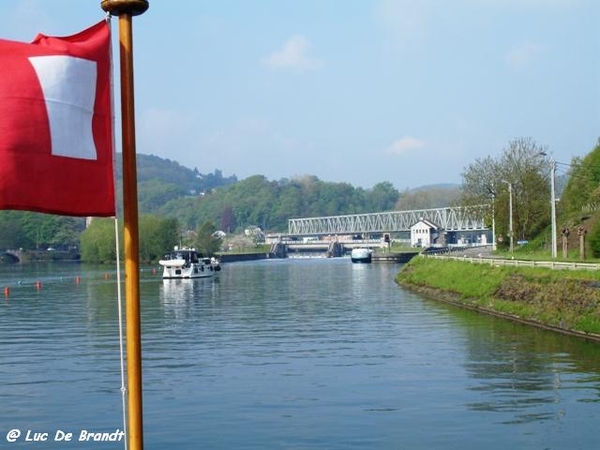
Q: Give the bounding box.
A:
[100,2,149,450]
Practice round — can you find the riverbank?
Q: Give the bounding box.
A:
[0,249,80,263]
[396,256,600,342]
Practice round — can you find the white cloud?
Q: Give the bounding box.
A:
[384,136,427,155]
[505,41,545,70]
[263,35,323,71]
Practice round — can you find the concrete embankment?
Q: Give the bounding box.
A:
[218,253,275,263]
[372,252,419,263]
[218,251,420,264]
[396,256,600,343]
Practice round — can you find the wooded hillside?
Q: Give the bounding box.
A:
[0,153,461,252]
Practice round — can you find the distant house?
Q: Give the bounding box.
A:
[410,218,440,248]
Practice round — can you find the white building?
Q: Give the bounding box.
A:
[410,218,440,248]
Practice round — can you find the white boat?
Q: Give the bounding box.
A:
[351,248,372,263]
[159,247,221,279]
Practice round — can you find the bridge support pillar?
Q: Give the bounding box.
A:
[327,242,343,258]
[270,242,288,258]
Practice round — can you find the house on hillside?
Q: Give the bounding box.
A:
[410,218,441,248]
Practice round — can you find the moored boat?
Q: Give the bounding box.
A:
[159,247,221,279]
[351,248,372,263]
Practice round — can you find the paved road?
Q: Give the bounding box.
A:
[460,245,495,258]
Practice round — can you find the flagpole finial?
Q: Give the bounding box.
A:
[101,0,149,16]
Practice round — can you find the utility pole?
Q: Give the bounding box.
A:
[539,151,557,259]
[490,183,497,251]
[492,195,496,251]
[501,180,513,253]
[550,160,557,259]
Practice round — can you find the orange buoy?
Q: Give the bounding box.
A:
[75,276,81,284]
[35,281,42,290]
[3,286,9,297]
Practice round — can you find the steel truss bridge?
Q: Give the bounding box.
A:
[287,205,489,236]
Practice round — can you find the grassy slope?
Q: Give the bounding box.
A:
[396,257,600,340]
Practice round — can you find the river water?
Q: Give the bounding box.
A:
[1,258,599,449]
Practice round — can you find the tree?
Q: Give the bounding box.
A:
[80,215,179,263]
[560,141,600,216]
[365,182,399,211]
[154,171,410,234]
[461,137,551,246]
[80,218,118,263]
[195,221,223,256]
[220,206,235,233]
[0,212,31,249]
[395,186,461,211]
[139,215,180,263]
[138,180,184,212]
[557,141,600,257]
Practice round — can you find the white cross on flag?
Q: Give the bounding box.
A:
[0,20,115,216]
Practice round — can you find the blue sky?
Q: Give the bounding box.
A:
[1,0,598,190]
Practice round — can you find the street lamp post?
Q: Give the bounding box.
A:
[501,180,514,253]
[550,160,557,259]
[490,184,497,251]
[492,194,496,251]
[539,151,558,259]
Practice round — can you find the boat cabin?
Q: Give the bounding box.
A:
[162,248,202,266]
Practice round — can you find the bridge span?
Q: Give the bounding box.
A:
[287,205,489,236]
[3,249,22,263]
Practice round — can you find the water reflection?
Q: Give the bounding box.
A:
[443,306,600,424]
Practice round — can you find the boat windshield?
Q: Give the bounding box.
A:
[165,250,199,264]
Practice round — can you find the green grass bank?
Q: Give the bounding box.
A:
[396,256,600,342]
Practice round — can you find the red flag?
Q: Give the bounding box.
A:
[0,20,115,217]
